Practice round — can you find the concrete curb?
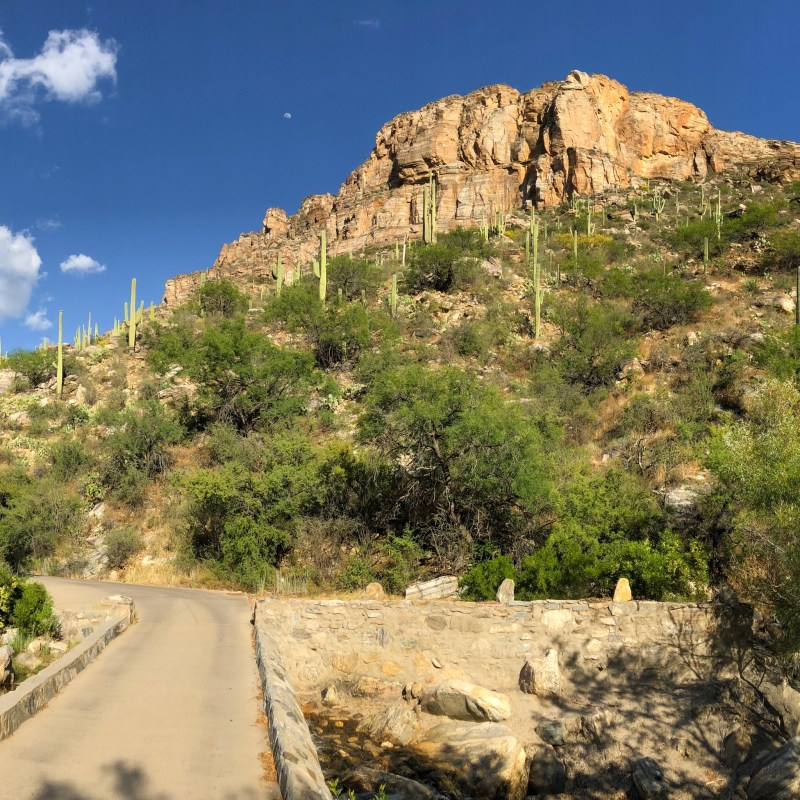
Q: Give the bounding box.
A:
[0,606,134,741]
[254,611,333,800]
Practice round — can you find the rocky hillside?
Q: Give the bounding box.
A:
[164,70,799,305]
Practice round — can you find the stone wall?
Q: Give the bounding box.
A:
[254,617,333,800]
[255,597,749,696]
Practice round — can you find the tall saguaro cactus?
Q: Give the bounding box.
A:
[319,230,327,304]
[422,172,437,244]
[532,221,542,339]
[56,311,64,398]
[128,278,137,349]
[390,273,398,319]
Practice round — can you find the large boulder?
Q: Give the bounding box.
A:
[495,578,515,603]
[747,737,800,800]
[412,721,528,800]
[358,701,418,746]
[0,644,13,686]
[519,649,561,698]
[419,679,511,722]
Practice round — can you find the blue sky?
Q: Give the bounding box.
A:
[0,0,797,351]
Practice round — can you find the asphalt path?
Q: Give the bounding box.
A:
[0,577,274,800]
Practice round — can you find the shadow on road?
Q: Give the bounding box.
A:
[32,760,265,800]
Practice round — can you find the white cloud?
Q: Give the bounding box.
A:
[60,253,105,275]
[0,226,43,323]
[36,216,62,232]
[354,19,380,29]
[0,29,117,122]
[24,308,52,331]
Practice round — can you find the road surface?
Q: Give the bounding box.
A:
[0,577,275,800]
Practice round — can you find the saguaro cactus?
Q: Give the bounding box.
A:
[422,172,437,244]
[56,311,63,398]
[652,190,666,222]
[128,278,137,349]
[319,230,327,304]
[390,273,398,319]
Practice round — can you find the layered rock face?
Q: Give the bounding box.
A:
[163,70,799,306]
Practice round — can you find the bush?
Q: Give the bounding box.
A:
[459,555,516,601]
[547,297,636,389]
[6,349,58,389]
[326,256,381,300]
[630,270,712,331]
[761,229,800,273]
[49,440,94,482]
[199,279,249,318]
[104,527,144,569]
[405,229,487,293]
[11,581,57,637]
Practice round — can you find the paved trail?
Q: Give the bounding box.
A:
[0,578,275,800]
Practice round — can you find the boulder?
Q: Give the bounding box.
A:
[527,743,567,795]
[358,701,418,746]
[363,582,386,600]
[519,649,561,697]
[632,757,670,800]
[496,578,515,604]
[613,578,633,603]
[0,644,13,686]
[343,767,438,800]
[536,719,566,747]
[747,737,800,800]
[722,727,752,768]
[405,576,459,600]
[419,679,511,722]
[411,721,528,800]
[321,685,341,707]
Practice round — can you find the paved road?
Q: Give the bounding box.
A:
[0,577,275,800]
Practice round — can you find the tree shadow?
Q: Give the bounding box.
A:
[32,760,265,800]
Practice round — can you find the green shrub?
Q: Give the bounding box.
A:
[459,555,516,601]
[199,278,249,318]
[335,554,376,591]
[49,440,94,482]
[405,229,487,293]
[547,297,636,389]
[761,229,800,273]
[327,256,381,300]
[630,270,712,331]
[105,527,144,569]
[11,581,57,637]
[6,349,58,389]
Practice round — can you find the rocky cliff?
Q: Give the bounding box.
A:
[163,70,800,306]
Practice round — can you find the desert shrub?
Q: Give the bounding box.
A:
[761,229,800,273]
[199,278,249,318]
[0,473,83,569]
[547,297,636,389]
[630,270,712,330]
[706,380,800,648]
[751,327,800,380]
[459,555,516,601]
[358,364,553,553]
[11,581,57,637]
[373,535,424,595]
[189,318,315,431]
[0,562,21,628]
[405,229,487,293]
[49,440,94,482]
[335,554,375,591]
[6,349,58,389]
[144,313,202,374]
[326,256,381,300]
[105,527,144,569]
[102,401,183,505]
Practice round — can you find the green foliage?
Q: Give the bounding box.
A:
[101,401,183,505]
[199,278,249,318]
[0,562,20,628]
[547,297,636,389]
[0,471,83,569]
[751,327,800,380]
[6,348,58,389]
[105,527,144,569]
[359,365,552,552]
[326,256,381,300]
[460,555,516,601]
[706,380,800,647]
[629,270,712,331]
[190,318,315,430]
[517,469,707,600]
[49,439,94,482]
[405,229,487,293]
[761,229,800,273]
[12,581,57,637]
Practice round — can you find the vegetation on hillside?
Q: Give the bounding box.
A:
[1,177,799,651]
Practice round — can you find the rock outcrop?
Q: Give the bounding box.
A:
[163,70,800,306]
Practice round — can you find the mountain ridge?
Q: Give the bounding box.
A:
[163,70,799,306]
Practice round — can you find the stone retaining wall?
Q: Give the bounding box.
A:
[254,619,333,800]
[255,597,750,695]
[0,602,134,741]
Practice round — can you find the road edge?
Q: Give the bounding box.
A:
[0,603,135,741]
